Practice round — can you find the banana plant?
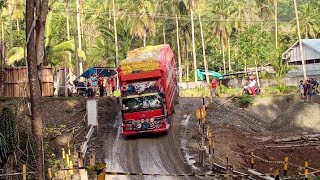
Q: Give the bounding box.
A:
[6,11,86,68]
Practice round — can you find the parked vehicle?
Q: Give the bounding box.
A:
[242,86,260,95]
[118,44,178,136]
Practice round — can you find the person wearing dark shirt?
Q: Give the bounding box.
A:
[98,75,104,97]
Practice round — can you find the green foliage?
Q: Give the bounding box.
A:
[0,132,10,166]
[0,108,17,151]
[3,0,320,80]
[179,88,210,97]
[6,47,24,65]
[239,95,254,106]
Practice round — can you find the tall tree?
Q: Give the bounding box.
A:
[293,2,319,39]
[175,15,182,84]
[293,0,307,80]
[26,0,48,178]
[112,0,119,66]
[130,0,157,47]
[206,0,234,74]
[190,0,198,82]
[198,13,209,84]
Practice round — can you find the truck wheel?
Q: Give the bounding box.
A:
[174,92,179,104]
[171,104,175,114]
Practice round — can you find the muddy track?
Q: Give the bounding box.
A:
[96,97,201,180]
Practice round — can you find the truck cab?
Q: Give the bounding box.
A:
[118,44,178,136]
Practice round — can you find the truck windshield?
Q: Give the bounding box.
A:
[122,94,162,111]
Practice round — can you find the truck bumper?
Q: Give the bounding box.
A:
[122,122,170,137]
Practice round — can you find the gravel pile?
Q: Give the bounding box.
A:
[207,98,269,133]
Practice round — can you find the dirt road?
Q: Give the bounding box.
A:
[95,97,204,180]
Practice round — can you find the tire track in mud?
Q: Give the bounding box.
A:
[98,97,202,180]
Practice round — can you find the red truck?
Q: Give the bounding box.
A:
[118,44,178,136]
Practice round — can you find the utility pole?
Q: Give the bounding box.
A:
[112,0,119,66]
[294,0,307,80]
[76,0,83,76]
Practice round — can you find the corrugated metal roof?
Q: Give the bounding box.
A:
[282,39,320,60]
[301,39,320,54]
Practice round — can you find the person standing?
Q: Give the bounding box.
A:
[98,75,104,97]
[107,77,112,96]
[111,76,117,96]
[211,77,219,97]
[91,74,98,97]
[306,80,314,102]
[299,80,306,101]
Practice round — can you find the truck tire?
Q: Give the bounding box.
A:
[174,91,179,104]
[171,104,175,114]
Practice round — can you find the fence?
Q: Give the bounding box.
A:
[195,96,320,180]
[2,66,54,97]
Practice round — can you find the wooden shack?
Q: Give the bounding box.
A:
[3,67,54,97]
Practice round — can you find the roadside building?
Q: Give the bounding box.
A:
[282,39,320,80]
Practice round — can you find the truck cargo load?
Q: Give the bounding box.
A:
[118,44,178,136]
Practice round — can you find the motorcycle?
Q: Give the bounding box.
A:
[242,86,260,95]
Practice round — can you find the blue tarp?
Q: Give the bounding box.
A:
[197,69,224,80]
[80,67,117,78]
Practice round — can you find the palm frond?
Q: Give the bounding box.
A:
[6,47,25,65]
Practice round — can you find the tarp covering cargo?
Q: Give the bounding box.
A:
[118,44,174,75]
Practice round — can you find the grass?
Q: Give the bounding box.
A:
[179,88,211,97]
[180,85,300,98]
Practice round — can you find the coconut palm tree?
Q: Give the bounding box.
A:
[130,0,158,47]
[292,2,319,39]
[6,11,86,67]
[206,0,234,75]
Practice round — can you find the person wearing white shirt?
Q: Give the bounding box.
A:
[248,79,256,95]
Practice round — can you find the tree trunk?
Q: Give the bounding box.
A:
[16,19,20,32]
[163,17,166,44]
[175,15,182,84]
[190,2,197,83]
[1,22,4,42]
[274,0,278,50]
[305,29,308,39]
[293,0,307,80]
[222,41,226,75]
[9,2,13,47]
[254,58,260,87]
[26,0,45,179]
[228,38,231,73]
[198,14,209,84]
[65,0,72,96]
[112,0,119,66]
[76,0,83,76]
[143,29,146,47]
[186,37,189,82]
[74,14,80,77]
[35,0,49,80]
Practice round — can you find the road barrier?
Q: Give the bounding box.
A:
[195,96,320,180]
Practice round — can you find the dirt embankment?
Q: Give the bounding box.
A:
[200,95,320,176]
